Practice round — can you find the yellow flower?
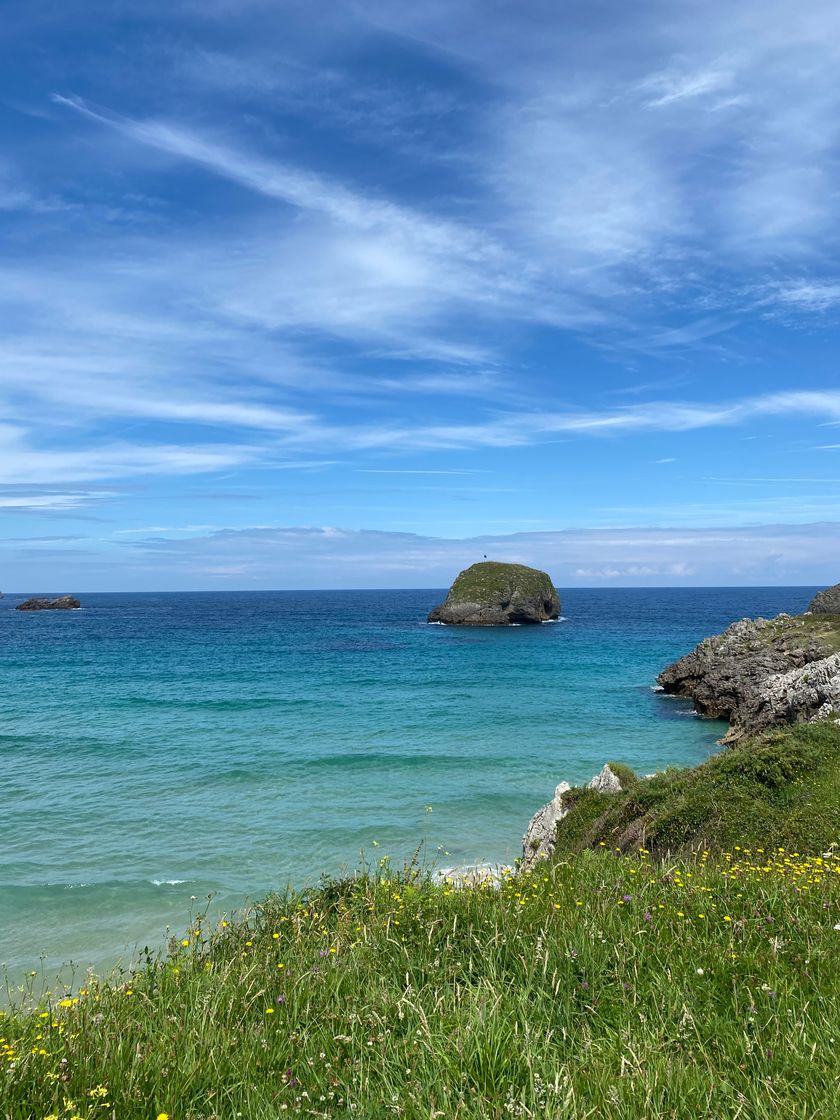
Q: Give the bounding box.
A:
[156,1114,170,1120]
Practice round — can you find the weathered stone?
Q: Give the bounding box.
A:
[657,610,840,742]
[520,781,572,871]
[808,583,840,615]
[428,561,560,626]
[587,763,624,794]
[520,765,625,871]
[722,652,840,743]
[15,595,81,612]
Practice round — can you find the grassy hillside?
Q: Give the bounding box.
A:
[1,724,838,1119]
[552,722,840,858]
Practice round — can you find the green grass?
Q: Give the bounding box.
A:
[2,724,839,1119]
[2,841,839,1120]
[443,561,556,604]
[554,722,840,859]
[754,613,840,653]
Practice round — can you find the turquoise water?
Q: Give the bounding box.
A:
[0,586,816,980]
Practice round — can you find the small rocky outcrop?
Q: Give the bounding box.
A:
[428,561,560,626]
[725,653,840,743]
[808,583,840,615]
[16,596,81,612]
[521,764,624,871]
[658,609,840,742]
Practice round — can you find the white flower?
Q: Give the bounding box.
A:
[834,922,840,931]
[696,967,704,975]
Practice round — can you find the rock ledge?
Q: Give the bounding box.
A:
[657,597,840,742]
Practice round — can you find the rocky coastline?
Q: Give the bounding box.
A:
[519,582,840,868]
[656,585,840,743]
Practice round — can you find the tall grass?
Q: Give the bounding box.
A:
[2,843,838,1119]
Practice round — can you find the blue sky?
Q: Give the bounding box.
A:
[2,0,840,590]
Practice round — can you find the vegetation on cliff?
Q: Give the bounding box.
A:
[551,722,840,859]
[658,611,840,741]
[428,561,561,625]
[2,719,838,1120]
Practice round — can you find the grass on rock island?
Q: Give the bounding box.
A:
[2,726,840,1120]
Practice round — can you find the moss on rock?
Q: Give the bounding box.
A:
[428,561,561,626]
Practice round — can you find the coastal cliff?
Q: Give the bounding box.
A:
[657,608,840,743]
[428,561,560,625]
[520,585,840,867]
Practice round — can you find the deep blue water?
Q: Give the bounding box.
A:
[0,586,817,980]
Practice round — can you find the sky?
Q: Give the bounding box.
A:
[2,0,840,591]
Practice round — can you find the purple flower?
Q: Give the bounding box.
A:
[623,894,633,902]
[643,911,652,922]
[319,949,329,958]
[284,1070,300,1088]
[276,994,286,1004]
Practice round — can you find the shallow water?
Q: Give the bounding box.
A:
[0,586,815,980]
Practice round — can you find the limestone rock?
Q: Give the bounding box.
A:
[658,611,840,742]
[587,763,624,794]
[521,765,625,871]
[520,782,572,871]
[16,595,81,612]
[722,652,840,743]
[428,561,560,626]
[808,583,840,615]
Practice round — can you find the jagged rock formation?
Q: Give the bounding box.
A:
[730,653,840,741]
[657,609,840,742]
[587,763,624,794]
[16,596,81,611]
[809,583,840,615]
[428,561,560,626]
[521,765,624,870]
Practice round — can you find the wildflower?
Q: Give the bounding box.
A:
[623,894,632,902]
[276,994,286,1003]
[696,968,704,976]
[156,1114,170,1120]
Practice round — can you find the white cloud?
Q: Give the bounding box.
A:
[642,64,736,108]
[105,520,840,589]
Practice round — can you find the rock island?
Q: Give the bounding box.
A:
[428,561,561,625]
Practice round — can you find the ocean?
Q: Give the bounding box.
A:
[0,585,816,983]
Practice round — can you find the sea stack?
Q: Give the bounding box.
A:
[428,561,561,626]
[16,596,81,611]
